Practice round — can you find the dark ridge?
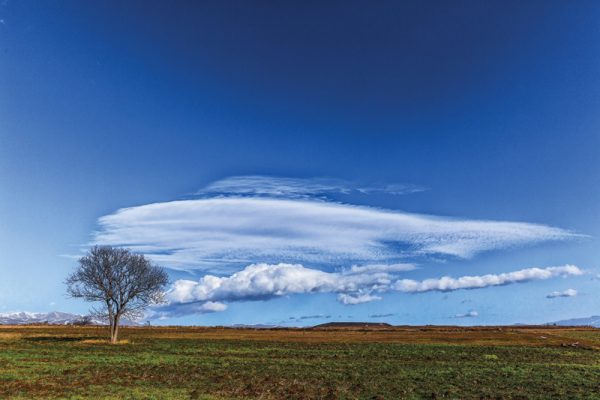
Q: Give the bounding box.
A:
[312,322,393,329]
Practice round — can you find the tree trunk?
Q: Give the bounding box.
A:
[110,315,120,344]
[107,300,115,343]
[108,318,114,342]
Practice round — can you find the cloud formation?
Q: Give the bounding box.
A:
[94,196,577,272]
[92,176,584,319]
[546,288,578,298]
[452,310,479,318]
[156,263,583,317]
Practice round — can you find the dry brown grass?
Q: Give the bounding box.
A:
[1,324,596,348]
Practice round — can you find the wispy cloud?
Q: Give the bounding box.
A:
[197,175,426,198]
[155,263,583,317]
[369,313,395,318]
[452,310,478,318]
[345,263,416,274]
[546,288,578,299]
[297,314,331,320]
[94,196,577,272]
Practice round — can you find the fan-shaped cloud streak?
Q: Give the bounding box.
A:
[94,197,577,271]
[154,263,583,317]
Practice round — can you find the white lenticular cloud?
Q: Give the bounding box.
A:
[546,288,578,298]
[393,265,583,293]
[94,196,577,271]
[155,263,583,317]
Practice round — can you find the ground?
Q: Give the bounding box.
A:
[1,324,599,399]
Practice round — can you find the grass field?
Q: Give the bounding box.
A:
[1,324,599,399]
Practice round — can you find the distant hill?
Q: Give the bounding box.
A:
[313,322,393,329]
[0,311,102,325]
[0,311,139,326]
[548,316,600,328]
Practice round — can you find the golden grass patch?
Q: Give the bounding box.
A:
[0,332,22,340]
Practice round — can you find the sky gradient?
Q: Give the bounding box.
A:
[1,0,599,326]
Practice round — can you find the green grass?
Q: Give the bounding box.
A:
[1,326,600,399]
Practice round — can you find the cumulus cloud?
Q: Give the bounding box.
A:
[546,288,578,298]
[94,196,577,271]
[156,263,583,317]
[165,263,392,305]
[393,265,582,293]
[453,310,478,318]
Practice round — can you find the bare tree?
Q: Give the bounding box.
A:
[66,246,169,343]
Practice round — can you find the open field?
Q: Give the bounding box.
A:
[1,325,599,399]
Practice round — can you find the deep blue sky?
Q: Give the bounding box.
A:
[1,1,599,325]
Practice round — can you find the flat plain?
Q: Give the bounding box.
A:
[1,324,599,399]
